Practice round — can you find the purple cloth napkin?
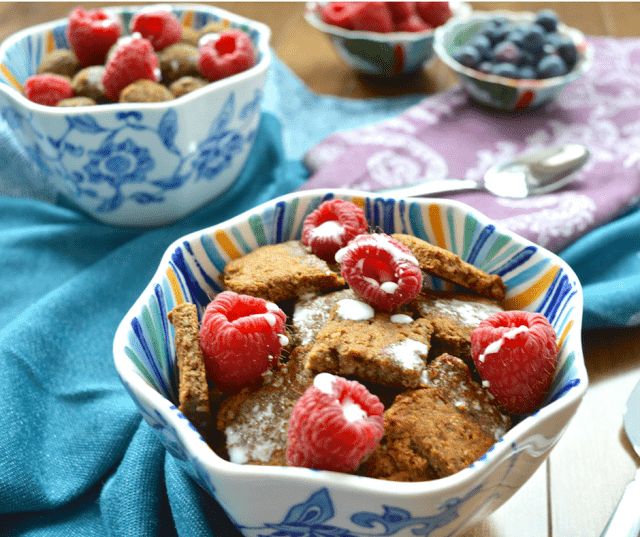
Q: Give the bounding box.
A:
[302,37,640,253]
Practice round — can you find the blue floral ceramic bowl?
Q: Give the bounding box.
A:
[434,10,593,110]
[0,4,271,226]
[113,189,587,537]
[304,1,471,76]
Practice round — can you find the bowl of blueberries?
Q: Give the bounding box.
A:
[434,9,593,110]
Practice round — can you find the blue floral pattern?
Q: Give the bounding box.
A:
[0,91,260,214]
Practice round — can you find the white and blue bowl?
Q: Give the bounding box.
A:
[304,1,471,76]
[113,190,587,537]
[434,10,593,110]
[0,4,271,226]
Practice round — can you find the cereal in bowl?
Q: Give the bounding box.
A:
[168,199,559,480]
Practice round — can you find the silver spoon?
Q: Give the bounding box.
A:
[380,143,590,199]
[599,377,640,537]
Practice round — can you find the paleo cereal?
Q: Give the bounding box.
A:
[169,199,559,481]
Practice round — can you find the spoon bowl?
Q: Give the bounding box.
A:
[381,143,590,199]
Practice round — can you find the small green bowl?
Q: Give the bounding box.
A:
[305,1,471,77]
[434,10,593,110]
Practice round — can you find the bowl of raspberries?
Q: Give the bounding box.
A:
[0,4,271,226]
[304,1,470,76]
[113,189,587,537]
[434,9,593,110]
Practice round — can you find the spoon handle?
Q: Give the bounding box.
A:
[599,467,640,537]
[379,179,480,198]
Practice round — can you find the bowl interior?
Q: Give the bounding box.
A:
[115,189,586,466]
[0,4,268,94]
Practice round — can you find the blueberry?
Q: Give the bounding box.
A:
[492,62,519,79]
[535,9,559,32]
[556,36,578,68]
[453,45,482,68]
[518,49,537,67]
[470,33,492,59]
[520,24,546,53]
[518,65,537,80]
[477,61,494,74]
[493,41,521,64]
[537,54,568,78]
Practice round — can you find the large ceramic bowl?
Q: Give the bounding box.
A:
[434,10,593,110]
[113,190,587,537]
[0,4,271,226]
[304,1,471,76]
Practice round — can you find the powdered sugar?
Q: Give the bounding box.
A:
[384,339,428,370]
[336,298,375,321]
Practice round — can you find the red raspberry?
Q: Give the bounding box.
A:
[66,6,122,67]
[336,233,422,312]
[396,14,432,32]
[199,291,287,391]
[197,30,255,82]
[101,36,159,102]
[302,199,368,263]
[415,2,453,28]
[287,373,384,472]
[386,2,417,23]
[130,8,182,51]
[350,2,394,33]
[319,2,358,30]
[471,311,558,415]
[23,74,73,107]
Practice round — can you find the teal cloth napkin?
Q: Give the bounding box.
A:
[1,54,639,536]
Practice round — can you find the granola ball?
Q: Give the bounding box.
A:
[56,96,97,107]
[158,43,200,83]
[71,66,108,103]
[36,49,81,78]
[119,79,175,103]
[169,75,208,98]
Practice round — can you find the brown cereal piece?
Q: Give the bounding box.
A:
[119,80,175,103]
[71,66,108,103]
[223,241,345,303]
[159,43,200,84]
[180,26,202,47]
[305,302,433,388]
[216,349,313,466]
[422,354,511,440]
[291,288,354,346]
[359,435,437,482]
[56,97,96,107]
[383,386,496,478]
[36,49,81,78]
[392,234,506,302]
[167,302,212,436]
[412,290,504,360]
[199,21,226,37]
[169,76,208,98]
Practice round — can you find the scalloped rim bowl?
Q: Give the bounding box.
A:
[434,10,593,110]
[0,4,272,226]
[304,1,471,76]
[113,189,587,537]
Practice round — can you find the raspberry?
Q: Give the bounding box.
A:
[287,373,384,472]
[130,8,182,51]
[336,233,422,312]
[199,291,287,391]
[395,14,432,32]
[350,2,394,33]
[415,2,453,28]
[471,311,558,415]
[66,6,122,67]
[302,199,368,263]
[101,36,159,102]
[386,2,417,23]
[23,74,73,107]
[197,30,255,82]
[319,2,358,30]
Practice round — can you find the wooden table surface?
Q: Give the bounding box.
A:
[2,3,640,536]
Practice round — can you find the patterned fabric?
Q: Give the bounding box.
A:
[303,37,640,254]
